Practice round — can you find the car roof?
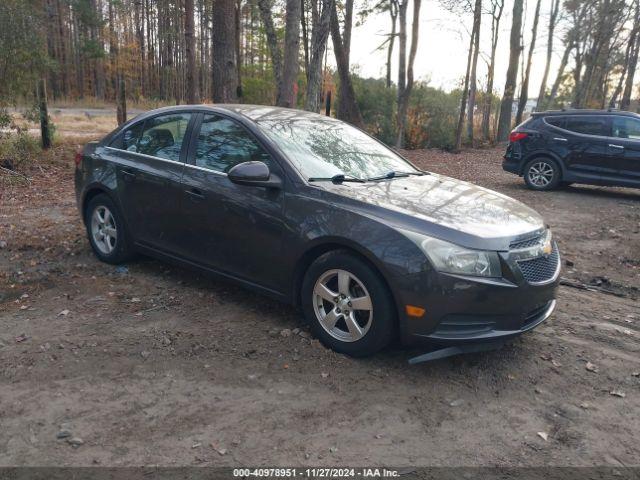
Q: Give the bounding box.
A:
[130,103,332,123]
[532,109,640,118]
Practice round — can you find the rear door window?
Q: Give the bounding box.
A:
[611,116,640,140]
[193,114,272,173]
[564,116,609,136]
[137,113,192,161]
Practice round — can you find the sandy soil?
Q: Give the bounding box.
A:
[0,144,638,467]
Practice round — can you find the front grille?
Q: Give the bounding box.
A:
[510,234,543,250]
[517,245,560,284]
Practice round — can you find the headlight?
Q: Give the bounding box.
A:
[401,231,502,277]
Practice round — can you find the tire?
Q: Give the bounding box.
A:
[523,157,561,191]
[85,193,135,264]
[301,250,395,357]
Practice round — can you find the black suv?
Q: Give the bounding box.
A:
[503,109,640,191]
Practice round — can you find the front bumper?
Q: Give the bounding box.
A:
[394,246,560,346]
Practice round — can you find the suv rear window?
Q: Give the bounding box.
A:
[564,116,608,136]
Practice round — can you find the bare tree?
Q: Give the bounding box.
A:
[621,0,640,109]
[305,0,334,112]
[37,78,52,149]
[395,0,422,147]
[515,0,541,124]
[482,0,503,142]
[497,0,523,142]
[257,0,283,97]
[453,0,480,151]
[536,0,561,111]
[212,0,239,102]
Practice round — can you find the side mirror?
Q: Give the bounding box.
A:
[228,161,282,189]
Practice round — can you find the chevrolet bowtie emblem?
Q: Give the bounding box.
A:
[542,240,552,255]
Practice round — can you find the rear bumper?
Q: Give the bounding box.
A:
[502,148,522,175]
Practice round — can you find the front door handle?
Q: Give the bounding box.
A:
[608,144,624,149]
[185,188,205,201]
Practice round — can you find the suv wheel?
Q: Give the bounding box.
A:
[301,251,395,357]
[523,158,561,191]
[85,194,135,264]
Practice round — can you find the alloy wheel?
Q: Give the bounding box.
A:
[312,269,373,342]
[527,161,555,187]
[91,205,117,255]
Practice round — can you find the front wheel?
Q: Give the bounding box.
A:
[301,251,395,357]
[523,158,561,191]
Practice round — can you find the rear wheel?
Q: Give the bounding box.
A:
[85,194,135,264]
[301,251,395,357]
[523,158,561,191]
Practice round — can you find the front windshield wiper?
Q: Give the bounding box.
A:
[308,174,366,184]
[367,170,427,181]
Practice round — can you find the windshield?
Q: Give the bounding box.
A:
[255,114,419,180]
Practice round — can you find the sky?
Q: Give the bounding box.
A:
[347,0,563,97]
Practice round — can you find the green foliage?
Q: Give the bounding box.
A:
[405,85,459,150]
[0,132,41,171]
[352,76,397,145]
[351,76,460,150]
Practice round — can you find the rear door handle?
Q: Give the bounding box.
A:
[608,144,624,149]
[121,169,136,181]
[552,137,568,142]
[185,188,205,201]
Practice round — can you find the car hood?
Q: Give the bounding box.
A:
[318,173,545,250]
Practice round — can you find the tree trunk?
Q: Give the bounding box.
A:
[482,0,503,142]
[185,0,197,103]
[304,0,333,112]
[454,22,475,152]
[536,0,560,111]
[212,0,239,102]
[515,0,541,124]
[37,78,52,150]
[497,0,524,142]
[258,0,282,101]
[330,3,363,127]
[116,73,127,125]
[279,0,302,107]
[301,0,310,74]
[395,0,422,148]
[548,42,571,106]
[386,1,398,88]
[466,0,482,145]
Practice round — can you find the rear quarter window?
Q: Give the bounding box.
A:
[544,116,566,129]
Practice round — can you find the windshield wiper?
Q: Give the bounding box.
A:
[367,170,426,181]
[308,174,366,184]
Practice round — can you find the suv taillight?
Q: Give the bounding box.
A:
[74,151,83,167]
[509,131,528,142]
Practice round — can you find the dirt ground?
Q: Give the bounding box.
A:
[0,138,639,467]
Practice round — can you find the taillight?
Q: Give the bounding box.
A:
[74,151,83,167]
[509,131,528,142]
